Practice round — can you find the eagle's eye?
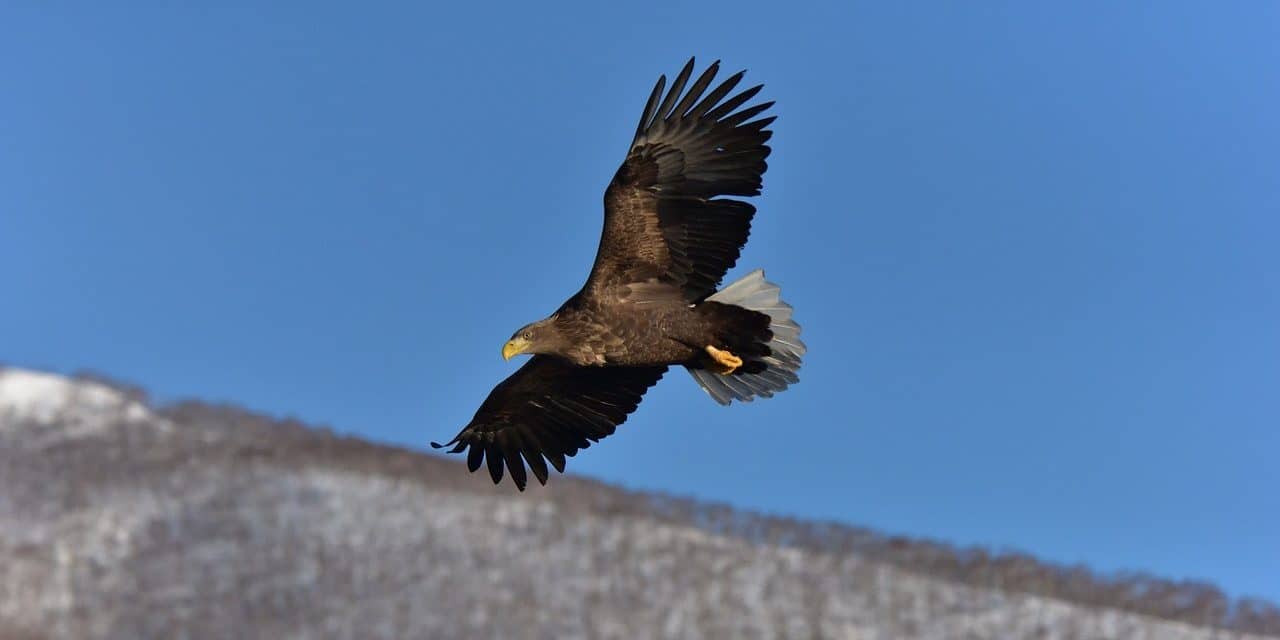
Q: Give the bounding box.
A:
[522,331,532,340]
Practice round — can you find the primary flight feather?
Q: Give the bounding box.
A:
[433,58,806,490]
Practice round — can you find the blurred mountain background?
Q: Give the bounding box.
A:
[2,366,1275,640]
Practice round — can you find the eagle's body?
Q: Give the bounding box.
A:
[548,300,704,367]
[434,59,806,490]
[546,293,765,368]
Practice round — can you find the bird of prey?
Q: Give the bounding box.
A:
[433,58,805,490]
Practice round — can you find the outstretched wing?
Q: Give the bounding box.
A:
[585,58,775,302]
[432,357,667,490]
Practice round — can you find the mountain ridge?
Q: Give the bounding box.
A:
[1,365,1276,639]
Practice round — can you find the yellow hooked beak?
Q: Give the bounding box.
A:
[502,337,530,361]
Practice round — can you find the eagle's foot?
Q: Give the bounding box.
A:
[705,345,743,375]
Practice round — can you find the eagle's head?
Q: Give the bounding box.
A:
[502,317,564,360]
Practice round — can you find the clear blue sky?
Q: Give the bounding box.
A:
[3,3,1277,601]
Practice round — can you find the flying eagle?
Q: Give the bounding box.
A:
[433,58,805,490]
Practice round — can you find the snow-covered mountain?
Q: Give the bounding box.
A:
[0,366,1275,640]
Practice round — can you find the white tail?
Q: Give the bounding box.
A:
[687,269,806,405]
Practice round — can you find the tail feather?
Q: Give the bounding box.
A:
[688,269,805,405]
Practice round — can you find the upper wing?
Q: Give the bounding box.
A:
[585,58,775,302]
[432,356,667,490]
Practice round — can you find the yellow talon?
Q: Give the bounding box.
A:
[705,345,743,375]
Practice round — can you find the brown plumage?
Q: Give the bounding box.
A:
[433,58,806,490]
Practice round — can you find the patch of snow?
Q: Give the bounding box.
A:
[0,367,154,431]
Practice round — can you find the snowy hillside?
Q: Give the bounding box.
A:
[0,367,1275,640]
[0,369,153,434]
